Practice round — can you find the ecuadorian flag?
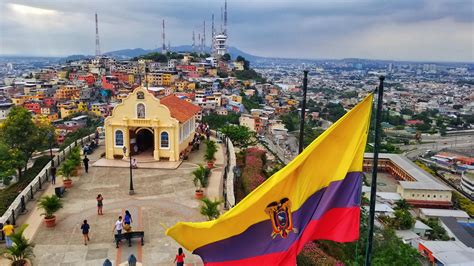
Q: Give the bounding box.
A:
[166,94,373,265]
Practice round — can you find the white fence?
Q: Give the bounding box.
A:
[0,133,95,226]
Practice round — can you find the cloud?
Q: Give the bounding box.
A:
[0,0,472,61]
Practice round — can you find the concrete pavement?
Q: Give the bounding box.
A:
[1,140,226,266]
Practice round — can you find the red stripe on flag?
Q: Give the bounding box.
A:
[205,207,360,266]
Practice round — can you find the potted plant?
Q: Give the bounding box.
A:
[69,147,81,176]
[5,224,34,266]
[200,198,222,221]
[37,195,63,227]
[204,140,217,168]
[192,164,209,199]
[59,159,75,188]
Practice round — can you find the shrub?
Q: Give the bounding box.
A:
[200,198,222,221]
[37,195,63,219]
[0,156,50,216]
[297,241,341,265]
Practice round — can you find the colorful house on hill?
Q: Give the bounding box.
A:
[104,87,200,162]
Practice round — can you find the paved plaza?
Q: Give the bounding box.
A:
[2,142,225,266]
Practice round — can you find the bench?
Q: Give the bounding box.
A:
[54,186,66,198]
[115,231,144,248]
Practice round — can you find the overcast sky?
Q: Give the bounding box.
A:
[0,0,473,61]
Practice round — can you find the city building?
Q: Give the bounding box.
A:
[364,153,452,208]
[104,87,200,162]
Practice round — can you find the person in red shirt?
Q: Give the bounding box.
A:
[174,247,185,266]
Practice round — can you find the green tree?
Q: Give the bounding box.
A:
[220,125,257,149]
[242,92,262,111]
[202,113,239,129]
[400,108,414,116]
[236,55,250,70]
[200,198,222,221]
[322,102,347,122]
[392,209,415,230]
[280,113,299,132]
[0,144,23,185]
[394,199,412,211]
[0,107,53,179]
[222,53,231,61]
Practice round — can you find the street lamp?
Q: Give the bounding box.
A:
[48,132,54,167]
[122,146,135,195]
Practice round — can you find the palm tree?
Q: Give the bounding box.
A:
[204,140,217,162]
[6,224,34,265]
[200,198,222,221]
[38,195,63,219]
[394,199,412,211]
[192,164,209,190]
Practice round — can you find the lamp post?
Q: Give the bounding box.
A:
[48,132,54,167]
[123,146,135,195]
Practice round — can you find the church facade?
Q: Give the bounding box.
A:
[104,87,200,161]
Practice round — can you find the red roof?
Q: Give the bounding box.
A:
[160,95,201,123]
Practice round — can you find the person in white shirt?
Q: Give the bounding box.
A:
[113,216,123,237]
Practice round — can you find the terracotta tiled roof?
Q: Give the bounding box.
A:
[160,95,201,123]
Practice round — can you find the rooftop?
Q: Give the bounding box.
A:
[365,153,451,191]
[420,208,470,219]
[160,95,201,123]
[440,217,474,248]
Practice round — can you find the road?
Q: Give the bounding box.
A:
[402,134,474,159]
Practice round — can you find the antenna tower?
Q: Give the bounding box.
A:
[162,19,166,53]
[192,30,196,52]
[203,20,206,54]
[198,33,201,54]
[95,13,101,56]
[224,0,228,35]
[211,14,215,55]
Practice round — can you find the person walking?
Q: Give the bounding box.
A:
[1,220,14,248]
[83,155,90,174]
[80,220,90,245]
[113,216,123,239]
[51,165,57,185]
[96,194,103,215]
[174,247,185,266]
[95,129,100,145]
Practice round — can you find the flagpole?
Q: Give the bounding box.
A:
[364,75,385,266]
[298,70,308,154]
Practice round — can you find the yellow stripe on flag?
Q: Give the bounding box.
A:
[166,94,373,251]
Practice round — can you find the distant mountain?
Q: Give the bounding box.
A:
[60,54,93,62]
[103,46,260,61]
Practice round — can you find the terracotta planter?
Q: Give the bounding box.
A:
[63,179,73,188]
[44,216,56,227]
[195,190,204,200]
[207,161,214,169]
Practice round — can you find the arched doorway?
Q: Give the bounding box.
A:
[135,128,154,155]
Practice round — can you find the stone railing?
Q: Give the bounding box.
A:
[214,131,236,210]
[0,133,96,226]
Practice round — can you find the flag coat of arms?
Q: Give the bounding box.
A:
[166,94,373,265]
